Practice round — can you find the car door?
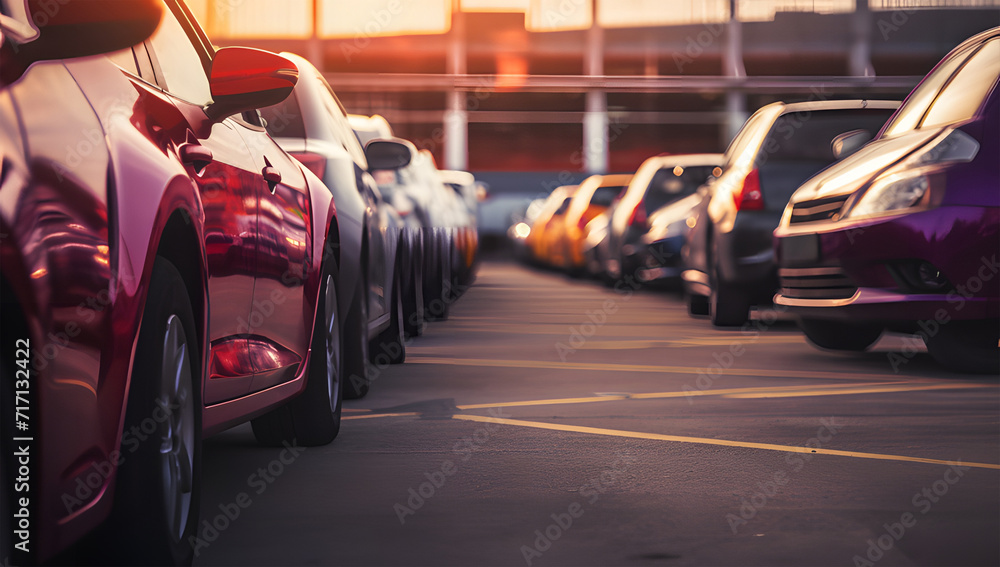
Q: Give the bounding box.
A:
[141,3,261,404]
[238,113,313,393]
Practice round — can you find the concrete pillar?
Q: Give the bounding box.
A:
[584,19,608,174]
[307,0,323,70]
[444,91,468,171]
[723,0,748,145]
[849,0,875,77]
[444,7,468,171]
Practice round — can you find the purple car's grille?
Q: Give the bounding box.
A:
[779,267,857,300]
[789,195,850,224]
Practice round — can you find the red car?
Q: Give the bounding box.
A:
[0,0,365,563]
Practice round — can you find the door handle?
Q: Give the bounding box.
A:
[179,143,213,172]
[263,165,282,193]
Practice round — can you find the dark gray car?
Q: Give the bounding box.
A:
[681,99,900,326]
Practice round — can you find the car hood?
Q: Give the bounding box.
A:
[788,128,943,205]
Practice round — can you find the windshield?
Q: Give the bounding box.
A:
[882,37,999,137]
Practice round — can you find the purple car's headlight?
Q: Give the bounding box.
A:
[846,129,980,219]
[848,170,932,218]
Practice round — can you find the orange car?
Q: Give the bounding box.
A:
[526,185,578,263]
[550,174,633,270]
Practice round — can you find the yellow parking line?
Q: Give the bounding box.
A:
[453,414,1000,471]
[342,412,418,421]
[458,381,984,410]
[458,395,629,410]
[725,383,987,398]
[409,356,912,382]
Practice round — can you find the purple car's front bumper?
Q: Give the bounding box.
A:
[774,205,1000,324]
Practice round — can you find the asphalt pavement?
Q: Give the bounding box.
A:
[195,261,1000,567]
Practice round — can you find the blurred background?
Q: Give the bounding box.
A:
[188,0,1000,246]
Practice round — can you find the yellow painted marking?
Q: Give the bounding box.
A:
[724,383,987,399]
[342,408,371,413]
[456,382,960,410]
[453,414,1000,471]
[631,382,909,400]
[342,412,418,421]
[458,395,629,410]
[409,356,914,382]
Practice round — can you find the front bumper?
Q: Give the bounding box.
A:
[774,205,1000,323]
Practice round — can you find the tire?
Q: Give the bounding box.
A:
[402,242,424,339]
[252,258,343,445]
[709,257,750,327]
[687,293,709,316]
[799,318,883,352]
[101,257,201,565]
[925,319,1000,374]
[370,270,406,365]
[425,238,451,322]
[342,272,371,400]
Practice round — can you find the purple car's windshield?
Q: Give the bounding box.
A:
[882,37,1000,138]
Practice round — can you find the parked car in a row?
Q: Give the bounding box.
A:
[681,99,900,326]
[0,1,478,564]
[775,27,1000,373]
[515,27,997,374]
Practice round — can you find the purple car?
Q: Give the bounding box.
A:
[774,27,1000,373]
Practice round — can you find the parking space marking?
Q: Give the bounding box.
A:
[454,381,985,410]
[724,383,987,398]
[409,356,920,382]
[343,412,419,421]
[453,414,1000,471]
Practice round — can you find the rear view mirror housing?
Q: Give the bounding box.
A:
[366,138,413,171]
[831,129,874,160]
[1,0,163,63]
[207,47,298,121]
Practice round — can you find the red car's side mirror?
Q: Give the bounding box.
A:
[207,47,298,121]
[4,0,162,62]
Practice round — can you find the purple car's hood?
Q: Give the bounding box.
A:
[788,128,944,205]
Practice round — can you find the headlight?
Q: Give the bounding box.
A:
[848,171,929,218]
[846,129,976,219]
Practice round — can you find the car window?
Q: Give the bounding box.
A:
[881,41,979,137]
[146,5,212,106]
[759,109,895,164]
[262,92,307,140]
[590,186,627,207]
[107,48,138,75]
[317,75,368,165]
[921,38,1000,129]
[724,112,766,169]
[644,166,716,210]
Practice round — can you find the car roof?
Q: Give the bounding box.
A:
[776,99,901,114]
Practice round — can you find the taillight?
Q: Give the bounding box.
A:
[628,202,648,229]
[290,152,326,180]
[735,169,764,211]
